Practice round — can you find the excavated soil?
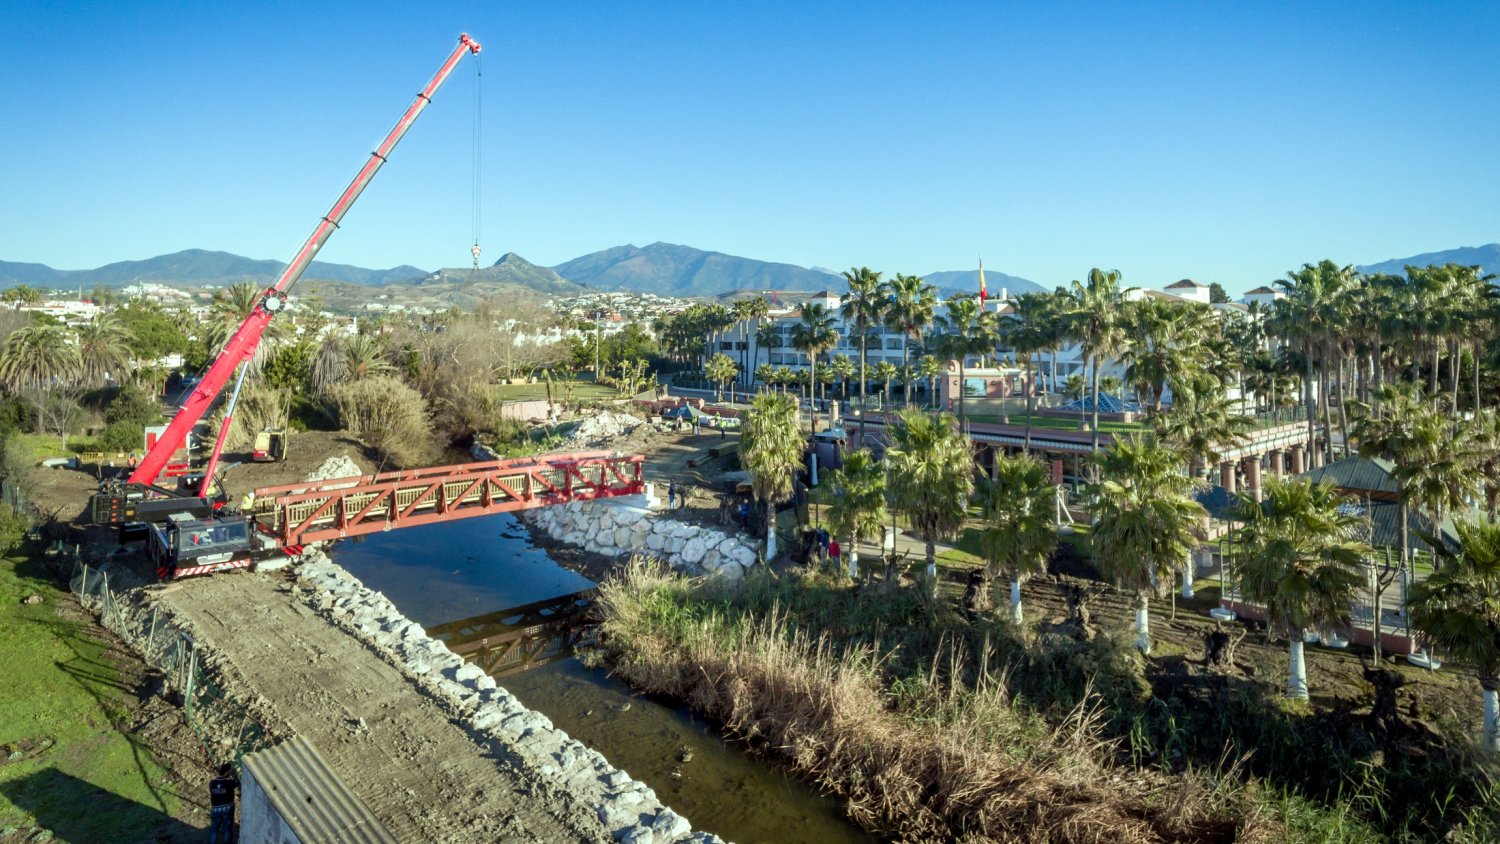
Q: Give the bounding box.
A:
[151,572,604,843]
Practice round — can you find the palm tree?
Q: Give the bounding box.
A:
[1119,298,1210,415]
[829,354,855,400]
[1408,517,1500,750]
[1003,293,1053,451]
[872,361,898,405]
[917,355,942,409]
[755,322,781,376]
[742,392,804,559]
[1088,436,1206,653]
[773,367,797,394]
[312,333,391,396]
[884,411,975,590]
[705,353,738,402]
[1470,409,1500,519]
[75,313,134,388]
[1232,477,1370,699]
[1276,261,1354,463]
[206,281,286,369]
[978,453,1058,623]
[1354,385,1478,567]
[0,323,79,390]
[936,296,995,418]
[731,300,755,382]
[840,267,885,408]
[825,448,888,580]
[1153,373,1252,480]
[790,303,839,404]
[884,273,939,407]
[754,363,776,394]
[743,297,770,387]
[1063,268,1134,451]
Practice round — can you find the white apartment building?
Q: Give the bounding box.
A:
[717,291,919,385]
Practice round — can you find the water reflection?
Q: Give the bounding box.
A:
[504,660,876,844]
[331,513,875,843]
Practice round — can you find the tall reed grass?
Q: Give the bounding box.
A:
[593,560,1300,843]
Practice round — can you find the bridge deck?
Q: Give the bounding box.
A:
[251,451,645,545]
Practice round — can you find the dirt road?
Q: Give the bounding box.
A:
[155,572,596,843]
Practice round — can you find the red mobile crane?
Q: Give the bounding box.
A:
[92,33,482,529]
[93,33,651,581]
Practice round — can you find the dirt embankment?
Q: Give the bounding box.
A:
[146,571,601,843]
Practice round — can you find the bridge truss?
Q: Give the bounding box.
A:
[250,451,645,545]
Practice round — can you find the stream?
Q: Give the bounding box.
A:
[331,513,874,844]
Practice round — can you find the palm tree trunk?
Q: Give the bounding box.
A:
[765,504,778,560]
[1399,494,1410,567]
[924,537,937,595]
[1319,339,1333,462]
[1287,635,1308,699]
[1450,338,1460,410]
[1483,679,1500,752]
[1431,343,1441,407]
[957,361,965,417]
[1474,340,1483,413]
[1181,551,1195,600]
[1090,354,1102,452]
[1305,336,1316,459]
[902,333,911,408]
[1134,592,1151,654]
[1337,355,1352,457]
[858,328,867,410]
[1024,358,1034,454]
[1010,573,1023,624]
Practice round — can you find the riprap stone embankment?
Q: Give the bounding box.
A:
[522,500,760,581]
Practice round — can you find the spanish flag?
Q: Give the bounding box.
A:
[978,258,987,305]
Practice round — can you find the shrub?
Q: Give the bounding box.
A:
[329,376,432,467]
[97,419,143,453]
[105,384,160,426]
[205,381,289,451]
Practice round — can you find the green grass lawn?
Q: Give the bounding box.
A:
[0,549,193,841]
[10,434,101,462]
[492,381,623,402]
[962,413,1146,435]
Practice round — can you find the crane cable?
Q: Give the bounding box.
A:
[470,52,483,274]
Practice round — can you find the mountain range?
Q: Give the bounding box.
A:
[1355,244,1500,279]
[4,242,1495,300]
[0,249,427,289]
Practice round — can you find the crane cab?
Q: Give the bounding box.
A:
[148,513,255,580]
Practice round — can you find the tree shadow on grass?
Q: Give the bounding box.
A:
[0,768,201,843]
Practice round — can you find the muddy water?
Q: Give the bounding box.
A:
[331,514,873,844]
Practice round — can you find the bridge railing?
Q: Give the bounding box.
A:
[254,453,644,545]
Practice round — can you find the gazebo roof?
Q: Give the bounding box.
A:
[1056,393,1141,413]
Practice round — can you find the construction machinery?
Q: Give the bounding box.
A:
[251,428,287,463]
[90,34,485,577]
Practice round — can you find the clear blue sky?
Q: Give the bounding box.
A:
[2,1,1496,295]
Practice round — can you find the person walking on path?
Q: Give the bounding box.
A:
[209,764,238,844]
[667,480,678,510]
[828,537,842,576]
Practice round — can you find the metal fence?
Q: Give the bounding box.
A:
[68,553,273,769]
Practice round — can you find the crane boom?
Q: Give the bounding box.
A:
[129,33,482,488]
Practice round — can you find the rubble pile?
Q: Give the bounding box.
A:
[306,454,364,483]
[569,411,642,446]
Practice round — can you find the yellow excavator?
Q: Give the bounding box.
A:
[251,428,287,463]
